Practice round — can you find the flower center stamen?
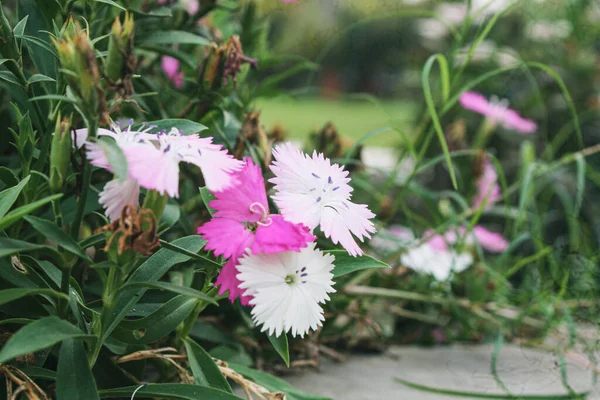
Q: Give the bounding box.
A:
[249,202,272,227]
[285,274,296,285]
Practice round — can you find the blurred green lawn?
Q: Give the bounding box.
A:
[252,97,417,147]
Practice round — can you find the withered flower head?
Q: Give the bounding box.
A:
[222,35,258,87]
[306,122,362,172]
[96,205,159,255]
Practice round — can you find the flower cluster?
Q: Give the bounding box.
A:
[197,143,376,337]
[79,121,243,221]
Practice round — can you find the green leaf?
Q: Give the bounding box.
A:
[267,332,290,367]
[93,0,126,11]
[229,363,331,400]
[112,295,197,344]
[0,288,69,305]
[0,175,30,218]
[19,366,56,381]
[130,6,173,17]
[101,236,207,340]
[114,281,217,305]
[0,193,63,232]
[24,215,92,262]
[394,377,587,399]
[132,119,208,135]
[29,94,78,104]
[13,15,28,37]
[0,316,94,364]
[327,251,390,278]
[184,338,233,393]
[100,384,241,399]
[56,339,101,400]
[139,31,211,46]
[421,54,457,189]
[200,187,217,215]
[0,237,46,258]
[0,166,18,187]
[0,70,24,87]
[96,137,128,181]
[28,73,56,84]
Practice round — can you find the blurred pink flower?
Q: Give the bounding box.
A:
[426,226,508,253]
[459,91,536,134]
[281,0,297,3]
[83,122,242,220]
[473,159,501,211]
[161,56,184,88]
[197,158,315,304]
[182,0,199,14]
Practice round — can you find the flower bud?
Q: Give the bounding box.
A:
[53,23,101,112]
[198,35,258,90]
[50,114,72,193]
[105,13,135,82]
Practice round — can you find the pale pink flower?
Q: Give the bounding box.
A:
[197,158,315,304]
[473,159,501,211]
[425,226,509,253]
[237,243,335,337]
[281,0,297,3]
[269,142,376,256]
[83,121,242,221]
[181,0,199,14]
[161,56,184,88]
[459,91,537,134]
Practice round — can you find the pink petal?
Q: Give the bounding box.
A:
[182,0,199,14]
[197,218,254,259]
[424,230,448,251]
[459,91,493,116]
[215,256,252,305]
[122,144,180,198]
[501,109,537,134]
[251,214,315,254]
[161,56,184,88]
[472,226,509,253]
[209,158,268,223]
[473,160,501,211]
[183,137,243,192]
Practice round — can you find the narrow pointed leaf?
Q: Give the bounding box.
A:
[184,338,233,393]
[267,332,290,367]
[24,216,92,262]
[327,250,390,278]
[56,339,101,400]
[0,175,30,218]
[0,193,63,232]
[99,384,241,399]
[0,317,94,364]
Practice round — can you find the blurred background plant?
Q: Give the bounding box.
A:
[1,0,600,398]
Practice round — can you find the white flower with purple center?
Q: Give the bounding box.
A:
[269,142,376,256]
[236,243,336,337]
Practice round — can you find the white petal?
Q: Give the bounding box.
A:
[237,243,335,338]
[98,177,140,222]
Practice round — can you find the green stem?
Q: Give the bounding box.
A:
[58,265,73,319]
[177,287,218,342]
[70,119,97,239]
[52,198,63,227]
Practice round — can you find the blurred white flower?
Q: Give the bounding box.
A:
[401,243,473,281]
[470,0,512,20]
[496,46,520,68]
[526,20,571,42]
[417,19,450,41]
[455,40,497,66]
[436,3,468,27]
